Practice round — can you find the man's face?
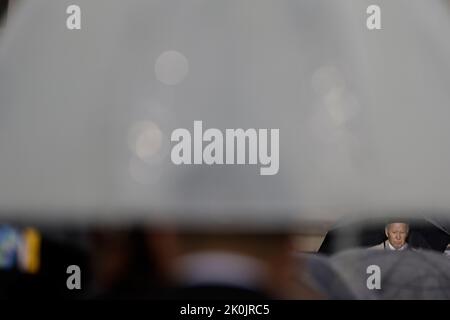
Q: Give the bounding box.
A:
[385,223,408,249]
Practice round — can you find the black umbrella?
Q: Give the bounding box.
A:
[318,216,450,255]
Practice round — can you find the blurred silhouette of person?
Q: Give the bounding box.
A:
[88,226,176,299]
[161,232,325,299]
[370,221,409,251]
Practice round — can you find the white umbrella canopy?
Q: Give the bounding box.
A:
[1,0,450,226]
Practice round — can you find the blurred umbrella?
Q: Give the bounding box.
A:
[329,248,450,299]
[1,0,450,227]
[293,252,359,299]
[318,217,387,255]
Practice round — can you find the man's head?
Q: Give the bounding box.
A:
[385,222,409,249]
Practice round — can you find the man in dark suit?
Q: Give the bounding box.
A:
[369,221,410,251]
